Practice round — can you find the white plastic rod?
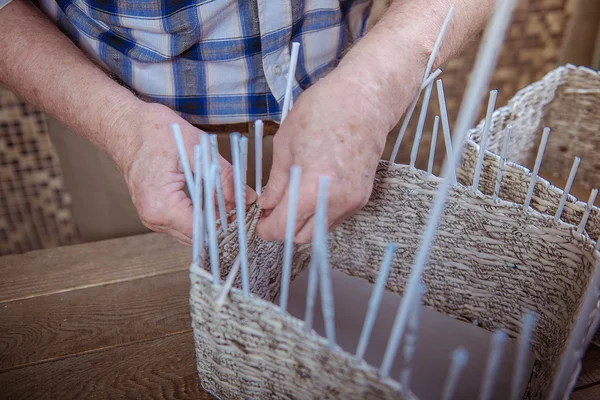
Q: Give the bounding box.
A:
[524,127,551,211]
[420,68,442,91]
[436,79,458,185]
[209,135,228,231]
[379,0,518,378]
[441,348,470,400]
[427,116,440,175]
[254,120,264,196]
[304,254,319,332]
[410,80,435,168]
[554,157,581,221]
[215,255,241,307]
[479,330,508,400]
[400,283,425,392]
[201,134,220,285]
[279,165,302,314]
[356,242,398,360]
[230,133,250,297]
[380,276,424,377]
[472,90,498,193]
[240,136,249,188]
[171,124,195,199]
[493,124,513,202]
[281,42,300,122]
[424,5,455,81]
[192,145,204,266]
[389,99,420,163]
[388,5,455,163]
[584,306,600,351]
[315,176,336,348]
[204,161,220,285]
[577,189,598,234]
[550,260,600,399]
[510,312,537,400]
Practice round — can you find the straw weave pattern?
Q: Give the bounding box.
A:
[191,162,598,399]
[190,65,600,399]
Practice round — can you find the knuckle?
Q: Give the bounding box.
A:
[347,191,369,211]
[136,198,163,228]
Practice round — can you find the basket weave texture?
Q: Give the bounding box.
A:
[190,65,600,399]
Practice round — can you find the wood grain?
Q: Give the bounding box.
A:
[0,331,212,400]
[577,345,600,388]
[0,233,191,303]
[0,270,191,371]
[572,383,600,400]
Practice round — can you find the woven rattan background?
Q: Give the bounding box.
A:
[0,88,80,256]
[0,0,575,255]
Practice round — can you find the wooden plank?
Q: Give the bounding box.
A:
[572,384,600,400]
[577,345,600,388]
[0,233,191,303]
[0,270,191,371]
[0,331,212,400]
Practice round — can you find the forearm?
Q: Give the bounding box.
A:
[0,0,142,166]
[333,0,494,135]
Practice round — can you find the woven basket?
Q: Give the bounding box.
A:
[462,64,600,212]
[460,63,600,352]
[189,65,600,399]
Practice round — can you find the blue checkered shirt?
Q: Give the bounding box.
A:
[8,0,373,124]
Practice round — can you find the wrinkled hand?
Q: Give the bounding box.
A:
[256,74,391,244]
[109,102,256,245]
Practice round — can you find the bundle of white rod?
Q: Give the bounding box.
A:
[175,1,600,398]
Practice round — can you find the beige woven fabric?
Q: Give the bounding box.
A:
[460,63,600,356]
[190,65,600,400]
[464,65,600,202]
[191,159,598,399]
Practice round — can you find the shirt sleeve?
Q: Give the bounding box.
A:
[0,0,14,11]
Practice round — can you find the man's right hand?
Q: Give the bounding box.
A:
[109,101,257,245]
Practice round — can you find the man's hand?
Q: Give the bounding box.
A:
[256,74,391,244]
[112,102,256,245]
[256,0,492,244]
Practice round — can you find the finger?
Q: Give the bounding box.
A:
[256,191,314,242]
[164,191,195,240]
[139,184,195,244]
[258,141,291,210]
[329,220,342,232]
[294,215,316,245]
[165,229,193,247]
[294,211,344,245]
[255,195,290,241]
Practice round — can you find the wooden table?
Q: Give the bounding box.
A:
[0,233,211,399]
[0,233,599,399]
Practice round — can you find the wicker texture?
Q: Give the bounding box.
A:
[460,64,600,351]
[0,88,80,255]
[465,64,600,194]
[191,153,599,399]
[459,65,600,249]
[191,66,600,399]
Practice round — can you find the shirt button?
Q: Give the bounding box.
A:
[273,65,282,76]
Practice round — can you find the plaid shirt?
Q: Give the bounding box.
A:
[20,0,372,124]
